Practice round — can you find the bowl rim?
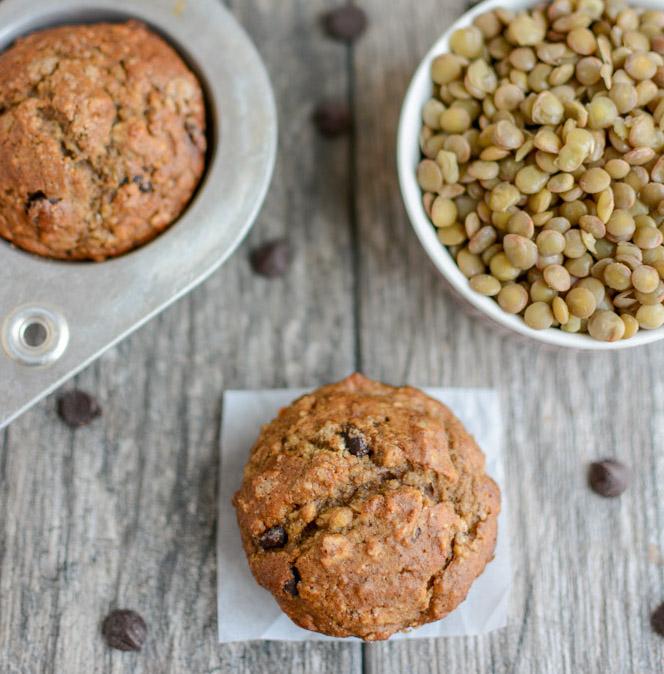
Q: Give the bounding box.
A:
[397,0,664,351]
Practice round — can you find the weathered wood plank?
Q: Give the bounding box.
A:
[0,1,360,672]
[3,0,664,671]
[353,1,664,672]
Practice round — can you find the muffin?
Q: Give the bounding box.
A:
[0,21,206,261]
[233,373,500,640]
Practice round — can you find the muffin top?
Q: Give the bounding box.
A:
[0,21,206,260]
[233,373,500,640]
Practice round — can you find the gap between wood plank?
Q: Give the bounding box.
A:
[347,29,363,375]
[345,1,367,668]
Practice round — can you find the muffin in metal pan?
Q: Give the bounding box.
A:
[0,20,206,260]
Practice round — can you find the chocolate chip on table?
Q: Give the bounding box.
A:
[283,566,301,596]
[341,427,370,457]
[102,609,148,652]
[249,239,292,278]
[57,390,102,428]
[259,525,288,550]
[588,459,630,497]
[313,101,352,138]
[651,603,664,637]
[323,5,368,42]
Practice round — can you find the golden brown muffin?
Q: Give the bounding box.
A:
[0,21,206,260]
[233,373,500,640]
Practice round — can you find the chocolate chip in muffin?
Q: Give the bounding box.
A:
[651,602,664,637]
[102,609,148,652]
[259,525,288,550]
[132,175,153,193]
[341,426,370,457]
[588,459,630,497]
[313,101,352,138]
[323,5,368,42]
[57,390,102,428]
[25,191,47,210]
[283,566,301,596]
[249,239,292,278]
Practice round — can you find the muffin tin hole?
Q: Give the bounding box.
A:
[2,306,69,366]
[21,320,48,348]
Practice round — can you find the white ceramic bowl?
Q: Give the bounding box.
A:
[397,0,664,350]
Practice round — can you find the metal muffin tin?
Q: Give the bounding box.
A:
[0,0,278,428]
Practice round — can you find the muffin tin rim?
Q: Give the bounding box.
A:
[0,0,278,427]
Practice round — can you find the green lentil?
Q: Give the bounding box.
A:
[544,264,572,292]
[418,0,664,341]
[417,159,443,192]
[449,26,484,59]
[632,265,659,293]
[437,224,467,246]
[552,296,570,324]
[470,273,502,296]
[579,167,611,194]
[566,286,597,318]
[588,310,626,340]
[636,303,664,328]
[621,313,640,338]
[524,301,554,329]
[490,252,521,280]
[497,283,529,313]
[431,197,458,228]
[503,234,538,269]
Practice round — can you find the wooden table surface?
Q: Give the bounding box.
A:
[1,1,664,672]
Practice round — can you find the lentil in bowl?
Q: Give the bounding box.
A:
[398,0,664,348]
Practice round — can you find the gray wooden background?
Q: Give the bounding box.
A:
[1,0,663,672]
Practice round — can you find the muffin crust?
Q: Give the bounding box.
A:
[233,373,500,640]
[0,21,206,260]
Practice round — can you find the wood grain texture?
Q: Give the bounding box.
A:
[353,1,664,673]
[0,1,360,672]
[1,0,663,672]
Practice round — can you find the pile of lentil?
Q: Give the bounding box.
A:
[417,0,664,341]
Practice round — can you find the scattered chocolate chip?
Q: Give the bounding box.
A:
[249,239,292,278]
[313,101,352,138]
[56,389,102,428]
[119,177,129,187]
[651,602,664,637]
[102,609,147,652]
[323,5,368,42]
[259,525,287,550]
[588,459,630,497]
[341,427,370,457]
[283,566,301,596]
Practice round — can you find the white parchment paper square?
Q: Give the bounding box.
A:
[217,388,510,642]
